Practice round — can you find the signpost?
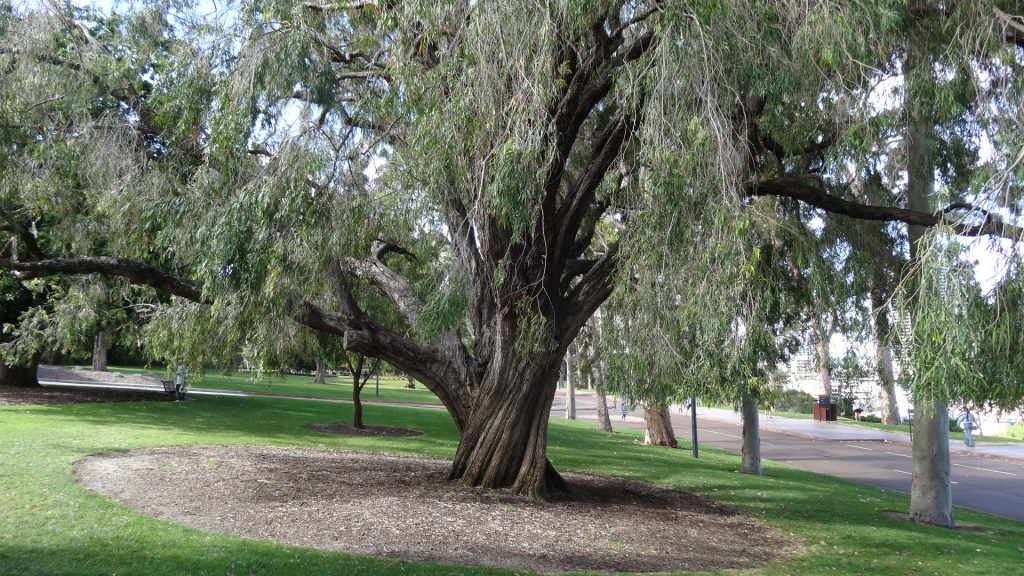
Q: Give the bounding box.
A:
[690,397,699,459]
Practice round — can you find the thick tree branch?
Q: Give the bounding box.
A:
[560,242,619,341]
[750,177,1024,240]
[3,257,204,301]
[340,240,425,327]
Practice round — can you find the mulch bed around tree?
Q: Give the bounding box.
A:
[306,423,425,437]
[0,366,174,406]
[75,446,796,573]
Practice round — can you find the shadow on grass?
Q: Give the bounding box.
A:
[9,395,461,457]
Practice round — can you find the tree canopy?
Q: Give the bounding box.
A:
[2,1,1023,513]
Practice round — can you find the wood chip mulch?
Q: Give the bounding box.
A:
[76,445,796,573]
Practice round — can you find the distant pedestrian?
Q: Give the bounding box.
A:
[620,399,628,421]
[957,407,979,447]
[174,366,187,401]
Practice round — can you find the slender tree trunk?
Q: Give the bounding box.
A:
[906,24,952,527]
[0,355,41,388]
[643,403,678,447]
[810,310,832,396]
[594,379,613,433]
[740,392,762,475]
[352,376,365,429]
[349,355,366,428]
[870,275,901,425]
[91,324,112,372]
[565,353,576,420]
[909,396,952,526]
[314,355,327,384]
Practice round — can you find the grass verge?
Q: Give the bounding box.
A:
[1,394,1022,575]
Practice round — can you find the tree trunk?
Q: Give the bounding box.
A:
[565,354,576,420]
[905,23,952,526]
[0,355,41,388]
[870,274,901,425]
[909,396,952,526]
[740,392,762,475]
[448,341,568,500]
[643,403,678,447]
[91,324,112,372]
[349,355,366,428]
[595,380,613,433]
[352,373,365,429]
[876,343,901,425]
[314,355,327,384]
[810,311,832,396]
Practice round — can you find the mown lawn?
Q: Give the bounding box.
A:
[1,394,1022,575]
[104,365,444,405]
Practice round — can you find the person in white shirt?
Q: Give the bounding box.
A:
[956,407,979,447]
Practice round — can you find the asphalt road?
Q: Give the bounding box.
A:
[552,392,1024,522]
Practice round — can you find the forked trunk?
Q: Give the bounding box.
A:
[448,348,568,500]
[909,396,952,527]
[740,392,762,475]
[0,355,41,388]
[643,403,678,447]
[314,355,327,384]
[91,325,111,372]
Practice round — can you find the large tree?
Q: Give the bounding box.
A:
[3,2,1023,513]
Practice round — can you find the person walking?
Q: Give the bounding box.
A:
[957,407,979,447]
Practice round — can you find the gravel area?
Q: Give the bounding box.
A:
[76,445,795,573]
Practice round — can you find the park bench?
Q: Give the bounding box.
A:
[160,380,184,401]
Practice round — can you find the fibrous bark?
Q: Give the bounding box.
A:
[92,325,112,372]
[643,403,678,447]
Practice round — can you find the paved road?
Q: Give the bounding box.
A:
[553,391,1024,522]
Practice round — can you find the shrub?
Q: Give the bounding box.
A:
[777,389,815,414]
[1005,423,1024,440]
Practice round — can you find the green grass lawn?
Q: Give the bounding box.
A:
[1,394,1022,575]
[102,365,443,405]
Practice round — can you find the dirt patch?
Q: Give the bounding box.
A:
[306,423,424,437]
[75,445,795,573]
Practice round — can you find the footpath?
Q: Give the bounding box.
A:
[692,405,1024,463]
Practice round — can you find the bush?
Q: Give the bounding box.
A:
[1005,423,1024,440]
[859,415,882,423]
[776,389,815,414]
